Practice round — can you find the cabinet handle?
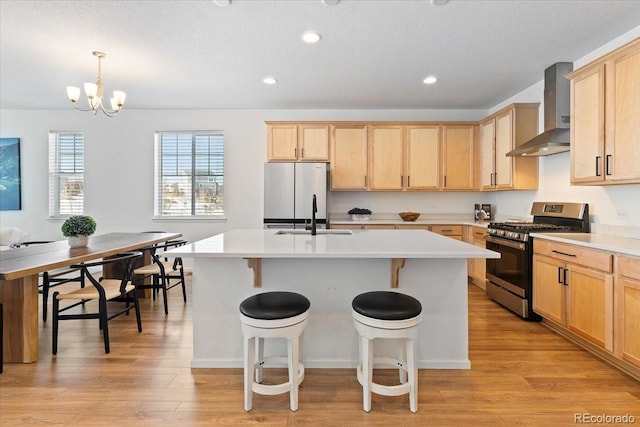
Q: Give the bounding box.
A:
[605,155,612,176]
[408,175,410,187]
[301,147,304,158]
[557,266,563,284]
[364,175,367,187]
[563,268,568,286]
[493,172,497,186]
[444,175,447,188]
[595,156,601,176]
[551,249,577,258]
[401,175,403,187]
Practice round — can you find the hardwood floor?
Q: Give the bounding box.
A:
[1,278,639,426]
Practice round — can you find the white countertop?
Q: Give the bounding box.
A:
[530,232,640,257]
[168,229,500,259]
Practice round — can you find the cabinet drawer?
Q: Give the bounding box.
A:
[431,225,463,236]
[617,255,640,279]
[533,239,612,273]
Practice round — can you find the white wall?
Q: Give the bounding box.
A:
[0,108,484,242]
[486,25,640,231]
[1,26,639,241]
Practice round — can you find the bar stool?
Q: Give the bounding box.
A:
[352,291,422,413]
[239,291,310,412]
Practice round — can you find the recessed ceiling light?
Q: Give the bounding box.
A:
[423,75,438,84]
[263,76,278,85]
[213,0,232,6]
[321,0,340,5]
[302,31,321,44]
[430,0,449,5]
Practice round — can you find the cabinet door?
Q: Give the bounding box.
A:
[615,276,640,367]
[369,125,404,190]
[299,125,329,161]
[442,125,474,190]
[605,45,640,183]
[268,125,298,161]
[406,125,439,190]
[494,109,514,189]
[363,224,397,230]
[533,255,566,325]
[566,265,614,351]
[330,126,368,190]
[478,119,495,190]
[570,65,605,183]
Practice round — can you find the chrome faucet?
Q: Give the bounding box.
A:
[305,194,318,235]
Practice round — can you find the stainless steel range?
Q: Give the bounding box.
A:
[485,202,589,320]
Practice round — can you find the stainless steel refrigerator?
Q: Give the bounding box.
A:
[263,162,329,229]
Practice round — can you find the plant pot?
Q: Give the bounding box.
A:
[68,235,89,248]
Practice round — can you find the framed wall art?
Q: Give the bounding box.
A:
[0,137,22,210]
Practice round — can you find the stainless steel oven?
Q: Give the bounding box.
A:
[485,202,589,320]
[485,235,533,318]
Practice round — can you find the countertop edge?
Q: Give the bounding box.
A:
[530,232,640,258]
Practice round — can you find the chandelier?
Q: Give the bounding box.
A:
[66,51,126,117]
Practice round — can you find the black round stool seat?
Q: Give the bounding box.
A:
[240,291,310,320]
[352,291,422,321]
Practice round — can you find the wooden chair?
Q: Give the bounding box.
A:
[11,241,86,321]
[134,240,187,315]
[52,251,143,355]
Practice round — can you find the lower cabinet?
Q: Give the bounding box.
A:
[615,256,640,368]
[465,226,487,289]
[533,239,614,351]
[430,225,463,240]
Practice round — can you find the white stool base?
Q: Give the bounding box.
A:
[241,312,308,412]
[353,311,421,413]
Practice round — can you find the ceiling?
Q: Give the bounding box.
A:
[1,0,640,111]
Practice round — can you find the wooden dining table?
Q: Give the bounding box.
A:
[0,232,181,363]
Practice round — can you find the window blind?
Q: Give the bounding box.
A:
[155,132,224,217]
[49,131,84,216]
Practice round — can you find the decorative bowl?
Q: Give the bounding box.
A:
[399,211,420,222]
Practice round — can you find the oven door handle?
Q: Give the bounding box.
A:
[485,235,526,251]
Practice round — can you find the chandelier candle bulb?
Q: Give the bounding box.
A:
[67,51,126,117]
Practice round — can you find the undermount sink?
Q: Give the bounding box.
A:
[275,229,353,235]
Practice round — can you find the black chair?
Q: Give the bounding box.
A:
[134,240,187,315]
[11,241,86,322]
[52,251,143,355]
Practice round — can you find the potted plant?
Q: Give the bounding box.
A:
[61,215,97,248]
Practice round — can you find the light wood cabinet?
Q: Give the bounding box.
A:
[465,226,487,289]
[363,224,397,230]
[330,125,368,190]
[533,239,614,351]
[369,125,404,190]
[569,37,640,185]
[267,123,329,161]
[615,256,640,368]
[431,225,463,240]
[478,104,539,191]
[442,125,475,190]
[405,125,440,190]
[330,224,365,230]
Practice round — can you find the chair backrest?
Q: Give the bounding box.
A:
[71,251,142,294]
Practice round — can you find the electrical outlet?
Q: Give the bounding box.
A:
[616,209,629,221]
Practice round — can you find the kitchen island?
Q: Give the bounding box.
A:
[168,229,499,369]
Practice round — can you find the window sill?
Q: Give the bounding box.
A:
[152,216,227,222]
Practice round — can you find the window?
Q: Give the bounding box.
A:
[154,132,224,217]
[49,131,84,217]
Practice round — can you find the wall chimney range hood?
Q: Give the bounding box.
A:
[507,62,573,157]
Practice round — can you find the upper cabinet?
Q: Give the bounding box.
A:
[267,122,329,162]
[330,124,368,190]
[568,37,640,185]
[405,125,440,190]
[478,103,540,191]
[369,125,405,190]
[442,125,475,190]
